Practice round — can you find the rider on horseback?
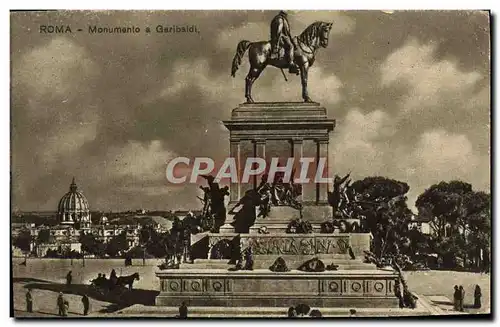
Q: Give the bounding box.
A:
[270,10,299,74]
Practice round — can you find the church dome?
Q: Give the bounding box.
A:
[57,178,91,229]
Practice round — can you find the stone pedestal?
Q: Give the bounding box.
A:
[221,102,336,231]
[155,102,401,313]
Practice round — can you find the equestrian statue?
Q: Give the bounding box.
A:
[231,11,333,103]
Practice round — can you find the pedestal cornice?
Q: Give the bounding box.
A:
[223,102,336,132]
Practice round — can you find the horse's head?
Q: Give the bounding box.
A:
[299,21,334,50]
[319,22,333,48]
[134,272,140,280]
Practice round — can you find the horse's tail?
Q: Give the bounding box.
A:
[231,40,251,77]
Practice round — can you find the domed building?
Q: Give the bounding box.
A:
[57,177,91,229]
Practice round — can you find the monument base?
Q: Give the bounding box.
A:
[155,269,399,308]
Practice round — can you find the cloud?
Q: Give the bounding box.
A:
[10,11,489,212]
[102,140,177,183]
[330,109,395,178]
[397,129,489,209]
[157,56,342,106]
[378,38,490,199]
[14,37,99,115]
[291,11,356,35]
[217,11,355,51]
[328,38,490,209]
[330,109,490,210]
[12,37,102,202]
[380,38,483,115]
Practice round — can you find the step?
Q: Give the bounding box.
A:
[111,304,432,317]
[187,257,377,270]
[182,261,377,271]
[199,253,357,261]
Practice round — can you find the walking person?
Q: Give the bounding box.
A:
[459,285,465,312]
[66,270,72,286]
[25,288,33,313]
[81,294,90,316]
[453,285,460,311]
[57,292,65,316]
[474,285,482,309]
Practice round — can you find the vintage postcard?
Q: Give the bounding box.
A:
[10,10,491,318]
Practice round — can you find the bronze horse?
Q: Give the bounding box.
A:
[231,21,333,103]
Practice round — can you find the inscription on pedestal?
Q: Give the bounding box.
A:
[240,234,350,255]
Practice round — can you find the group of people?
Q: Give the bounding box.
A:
[92,269,118,286]
[25,289,90,316]
[454,285,482,311]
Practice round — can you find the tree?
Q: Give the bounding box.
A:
[138,225,176,258]
[466,192,491,270]
[416,181,472,238]
[13,229,32,262]
[79,232,104,257]
[416,181,491,269]
[349,177,413,259]
[36,229,51,244]
[106,231,129,257]
[407,227,432,256]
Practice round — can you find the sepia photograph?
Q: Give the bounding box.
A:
[9,9,491,318]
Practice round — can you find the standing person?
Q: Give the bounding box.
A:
[81,294,90,316]
[453,285,460,311]
[178,301,188,318]
[66,271,72,286]
[459,285,465,312]
[57,292,65,316]
[63,299,69,317]
[474,285,482,309]
[25,288,33,313]
[109,269,117,290]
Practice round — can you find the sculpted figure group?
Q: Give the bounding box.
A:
[198,174,229,232]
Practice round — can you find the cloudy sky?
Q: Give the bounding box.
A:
[11,10,490,212]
